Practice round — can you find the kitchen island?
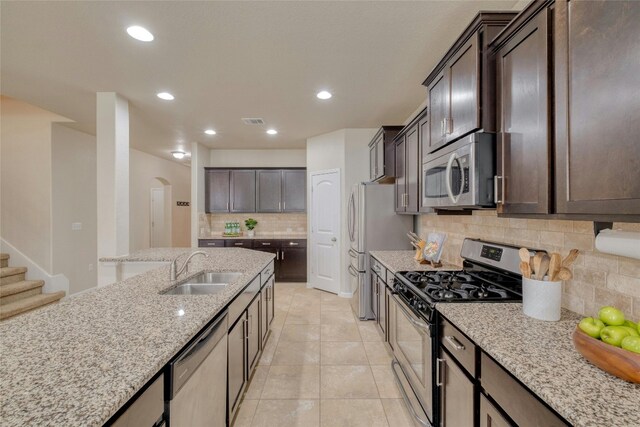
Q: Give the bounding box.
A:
[0,248,274,427]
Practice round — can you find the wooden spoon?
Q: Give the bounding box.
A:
[520,261,532,279]
[519,248,531,263]
[532,252,545,279]
[537,255,551,280]
[556,267,573,281]
[562,249,579,268]
[548,253,562,281]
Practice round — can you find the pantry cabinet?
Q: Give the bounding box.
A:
[423,12,517,154]
[554,0,640,216]
[493,5,552,215]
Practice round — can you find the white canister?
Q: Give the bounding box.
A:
[522,277,562,321]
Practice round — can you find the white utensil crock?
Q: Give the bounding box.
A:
[522,277,562,321]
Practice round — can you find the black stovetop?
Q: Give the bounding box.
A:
[397,261,522,305]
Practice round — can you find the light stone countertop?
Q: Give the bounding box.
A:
[0,248,275,427]
[436,303,640,427]
[368,250,460,273]
[100,247,202,262]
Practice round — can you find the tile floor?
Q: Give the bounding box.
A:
[232,283,416,427]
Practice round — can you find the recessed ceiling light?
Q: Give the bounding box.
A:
[266,129,278,135]
[204,129,216,135]
[171,151,186,159]
[157,92,174,101]
[126,26,154,42]
[317,90,332,100]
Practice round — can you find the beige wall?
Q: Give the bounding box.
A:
[0,96,71,272]
[418,212,640,319]
[209,149,306,167]
[200,213,306,238]
[51,124,97,293]
[306,128,377,295]
[130,149,191,251]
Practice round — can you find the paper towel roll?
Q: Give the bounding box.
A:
[595,229,640,260]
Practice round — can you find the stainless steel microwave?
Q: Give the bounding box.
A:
[422,133,495,209]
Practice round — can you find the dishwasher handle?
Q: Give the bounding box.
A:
[170,311,228,398]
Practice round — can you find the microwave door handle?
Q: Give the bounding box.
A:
[445,153,456,203]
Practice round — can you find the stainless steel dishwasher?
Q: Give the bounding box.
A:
[168,312,228,427]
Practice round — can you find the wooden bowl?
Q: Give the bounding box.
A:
[572,327,640,383]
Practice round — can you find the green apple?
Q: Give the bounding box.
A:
[600,326,631,347]
[621,336,640,354]
[638,322,640,336]
[623,320,638,329]
[620,326,640,337]
[598,306,625,326]
[578,317,606,338]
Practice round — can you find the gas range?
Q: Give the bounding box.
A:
[393,239,527,321]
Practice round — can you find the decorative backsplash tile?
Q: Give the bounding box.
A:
[199,213,307,237]
[418,211,640,319]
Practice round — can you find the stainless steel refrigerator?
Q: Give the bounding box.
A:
[348,182,412,319]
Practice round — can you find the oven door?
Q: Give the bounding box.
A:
[390,294,433,425]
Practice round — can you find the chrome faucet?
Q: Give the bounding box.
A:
[170,251,209,281]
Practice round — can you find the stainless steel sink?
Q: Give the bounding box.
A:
[162,271,243,295]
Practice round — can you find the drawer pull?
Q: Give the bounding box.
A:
[445,335,465,351]
[289,242,299,246]
[234,242,243,246]
[262,242,271,246]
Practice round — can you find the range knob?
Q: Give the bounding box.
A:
[416,301,427,312]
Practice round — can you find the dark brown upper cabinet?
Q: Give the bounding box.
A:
[282,170,306,212]
[554,0,640,216]
[206,168,306,214]
[256,170,282,212]
[423,12,517,154]
[394,108,426,214]
[205,169,231,213]
[493,4,552,215]
[230,170,256,212]
[368,126,403,183]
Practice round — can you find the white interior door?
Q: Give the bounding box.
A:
[150,188,166,247]
[310,170,341,294]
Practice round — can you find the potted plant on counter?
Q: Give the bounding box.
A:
[245,218,258,237]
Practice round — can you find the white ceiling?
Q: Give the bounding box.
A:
[1,0,520,163]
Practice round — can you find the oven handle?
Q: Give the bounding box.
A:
[391,360,432,427]
[391,293,430,334]
[445,152,462,204]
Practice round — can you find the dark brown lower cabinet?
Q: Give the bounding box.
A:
[480,395,512,427]
[279,246,307,282]
[439,350,474,427]
[247,296,260,371]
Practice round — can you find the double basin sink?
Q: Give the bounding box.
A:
[162,271,243,295]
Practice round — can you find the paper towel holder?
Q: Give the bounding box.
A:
[593,221,613,237]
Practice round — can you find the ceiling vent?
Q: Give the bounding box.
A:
[241,118,265,125]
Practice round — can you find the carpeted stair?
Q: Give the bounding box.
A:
[0,254,65,320]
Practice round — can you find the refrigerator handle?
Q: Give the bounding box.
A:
[347,192,355,242]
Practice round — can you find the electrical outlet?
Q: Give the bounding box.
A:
[72,222,82,231]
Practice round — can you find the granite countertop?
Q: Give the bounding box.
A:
[436,303,640,427]
[0,248,275,427]
[369,250,460,273]
[100,247,199,262]
[199,233,307,240]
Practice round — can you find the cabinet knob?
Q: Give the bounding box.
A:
[331,237,337,242]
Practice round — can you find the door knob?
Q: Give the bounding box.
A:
[331,237,337,242]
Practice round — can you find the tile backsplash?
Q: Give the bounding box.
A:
[418,211,640,319]
[199,213,307,237]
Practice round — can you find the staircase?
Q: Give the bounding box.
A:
[0,253,65,320]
